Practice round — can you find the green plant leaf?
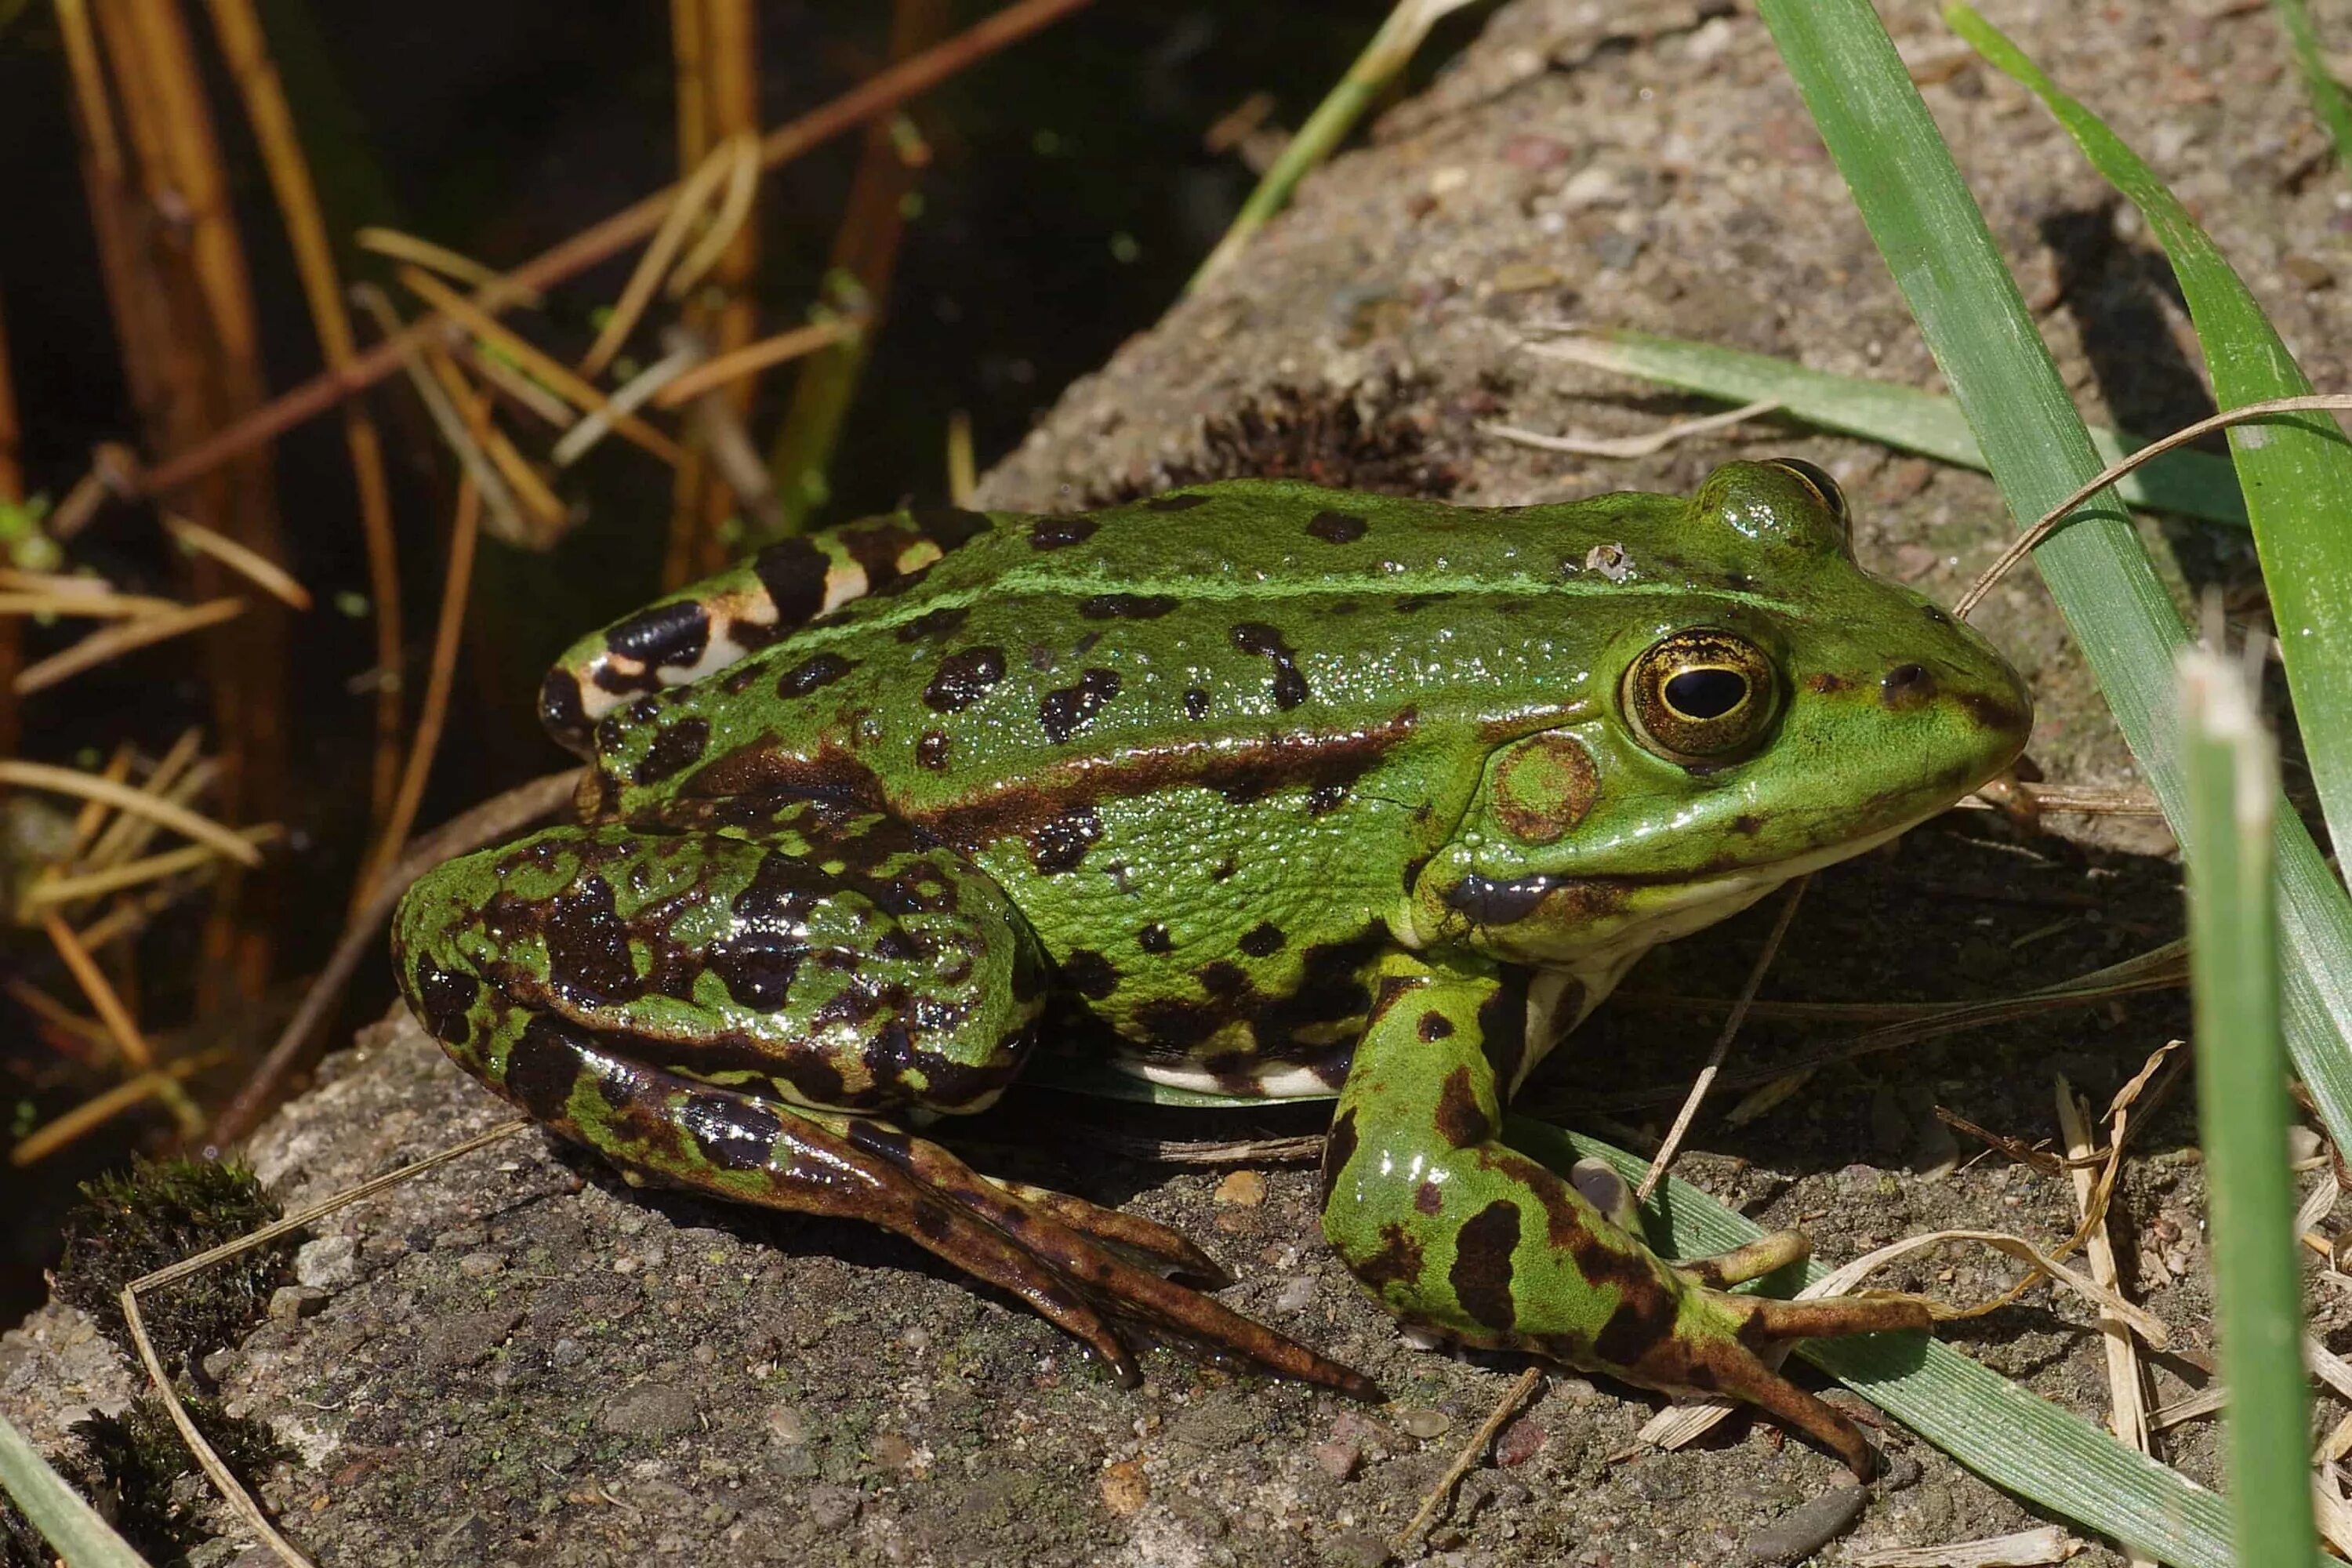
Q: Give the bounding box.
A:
[2274,0,2352,175]
[0,1410,151,1568]
[1525,328,2247,527]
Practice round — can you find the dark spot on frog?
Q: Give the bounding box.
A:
[915,731,952,771]
[409,960,480,1044]
[750,535,829,630]
[1229,622,1309,710]
[1080,593,1179,620]
[1029,516,1098,550]
[1039,669,1121,743]
[632,718,713,786]
[600,598,710,688]
[1731,813,1762,836]
[1196,960,1250,999]
[627,695,661,724]
[594,713,626,755]
[1956,689,2028,736]
[1139,923,1173,953]
[1352,1222,1426,1291]
[1305,510,1368,544]
[1306,782,1346,815]
[1030,805,1103,874]
[1806,672,1851,695]
[707,933,805,1010]
[1183,686,1211,720]
[1058,949,1119,999]
[924,647,1007,713]
[1212,855,1239,881]
[911,506,994,550]
[507,1016,590,1122]
[1433,1065,1493,1148]
[1444,873,1555,926]
[1591,1283,1680,1370]
[539,669,591,750]
[1922,603,1954,626]
[1320,1108,1359,1203]
[1476,968,1532,1096]
[687,1093,786,1173]
[1134,996,1222,1049]
[1392,592,1454,615]
[1414,1181,1443,1216]
[895,606,970,644]
[543,876,641,1004]
[1417,1010,1453,1043]
[1450,1200,1522,1331]
[1402,854,1430,896]
[1145,493,1211,512]
[778,652,855,699]
[1239,923,1285,957]
[1881,662,1936,710]
[720,664,763,696]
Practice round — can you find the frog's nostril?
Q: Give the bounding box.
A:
[1881,663,1936,709]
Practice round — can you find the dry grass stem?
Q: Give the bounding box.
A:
[420,345,565,537]
[0,760,260,866]
[355,227,532,299]
[652,319,862,408]
[666,132,762,297]
[1394,1366,1544,1552]
[1955,393,2352,618]
[5,976,113,1053]
[161,513,311,609]
[1846,1525,2081,1566]
[10,1050,230,1167]
[948,409,976,504]
[15,597,246,695]
[1636,876,1807,1200]
[455,339,578,429]
[554,339,702,468]
[0,590,183,618]
[354,285,529,544]
[41,908,155,1072]
[1482,399,1784,460]
[578,133,746,379]
[2054,1080,2156,1568]
[396,264,685,466]
[27,827,281,909]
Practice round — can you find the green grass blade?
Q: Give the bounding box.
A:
[1751,0,2352,1172]
[1953,2,2352,923]
[2274,0,2352,174]
[0,1410,151,1568]
[2180,647,2316,1566]
[1507,1118,2255,1568]
[1528,328,2248,527]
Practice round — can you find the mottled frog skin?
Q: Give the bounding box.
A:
[395,459,2031,1475]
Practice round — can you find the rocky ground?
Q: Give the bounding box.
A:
[9,0,2350,1562]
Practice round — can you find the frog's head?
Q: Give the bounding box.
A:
[1407,459,2032,986]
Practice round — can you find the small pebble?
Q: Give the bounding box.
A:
[1275,1276,1317,1313]
[1396,1406,1452,1440]
[1098,1458,1149,1515]
[765,1403,811,1446]
[805,1485,861,1530]
[1214,1171,1268,1207]
[2285,253,2336,290]
[267,1286,329,1323]
[456,1251,505,1279]
[2288,1125,2323,1164]
[1496,1417,1546,1468]
[1319,1527,1393,1568]
[597,1382,699,1440]
[550,1337,586,1369]
[294,1235,358,1290]
[1312,1439,1361,1481]
[869,1432,915,1471]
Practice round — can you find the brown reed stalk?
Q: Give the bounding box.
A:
[662,0,764,587]
[768,0,949,540]
[79,0,288,1007]
[201,0,405,830]
[0,290,23,755]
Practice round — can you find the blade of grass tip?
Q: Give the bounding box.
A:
[2180,644,2316,1567]
[2274,0,2352,175]
[1506,1120,2237,1568]
[1952,2,2352,923]
[0,1409,151,1568]
[1751,0,2352,1191]
[1529,328,2249,527]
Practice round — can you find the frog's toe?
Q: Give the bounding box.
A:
[988,1179,1233,1288]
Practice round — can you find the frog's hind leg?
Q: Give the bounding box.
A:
[1566,1157,1819,1292]
[984,1179,1233,1287]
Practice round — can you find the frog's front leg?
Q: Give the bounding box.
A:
[394,807,1374,1399]
[1322,952,1929,1477]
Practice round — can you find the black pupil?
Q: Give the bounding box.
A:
[1664,667,1748,720]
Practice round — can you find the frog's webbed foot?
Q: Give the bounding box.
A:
[985,1178,1234,1288]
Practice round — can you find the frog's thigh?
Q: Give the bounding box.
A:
[1321,952,1927,1479]
[394,814,1044,1116]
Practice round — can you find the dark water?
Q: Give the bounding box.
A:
[0,2,1485,1327]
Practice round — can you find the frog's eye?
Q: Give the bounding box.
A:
[1623,629,1780,763]
[1766,458,1848,532]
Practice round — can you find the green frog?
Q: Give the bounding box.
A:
[394,459,2030,1476]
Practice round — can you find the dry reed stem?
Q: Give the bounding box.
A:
[62,742,136,861]
[30,828,281,909]
[2055,1080,2157,1568]
[395,264,686,467]
[1635,876,1807,1200]
[361,477,481,901]
[119,1283,314,1567]
[0,289,24,754]
[161,514,311,609]
[356,227,534,298]
[11,1049,230,1167]
[1483,399,1785,460]
[420,343,565,537]
[87,731,207,869]
[74,883,193,953]
[353,285,530,547]
[578,132,745,380]
[666,134,761,298]
[0,760,260,866]
[42,909,154,1071]
[201,0,402,825]
[5,975,112,1054]
[456,339,577,429]
[0,590,184,618]
[652,320,862,408]
[15,597,247,695]
[132,0,1098,500]
[946,408,976,505]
